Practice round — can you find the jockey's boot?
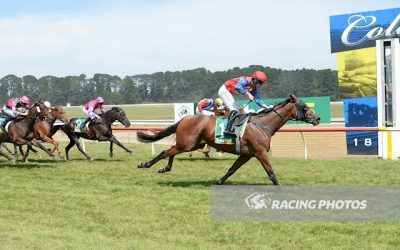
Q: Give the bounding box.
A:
[224,110,238,135]
[81,118,91,130]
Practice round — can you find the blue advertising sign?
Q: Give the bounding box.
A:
[344,97,378,155]
[330,8,400,53]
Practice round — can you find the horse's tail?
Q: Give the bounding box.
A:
[137,120,182,143]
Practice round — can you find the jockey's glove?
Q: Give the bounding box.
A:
[262,104,273,109]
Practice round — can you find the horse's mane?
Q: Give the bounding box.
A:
[107,107,122,113]
[256,98,291,116]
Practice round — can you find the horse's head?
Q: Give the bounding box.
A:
[110,107,131,128]
[50,106,69,123]
[28,101,51,119]
[287,94,320,125]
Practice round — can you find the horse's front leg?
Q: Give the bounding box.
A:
[217,155,251,185]
[13,144,18,163]
[19,145,40,159]
[31,139,55,160]
[12,139,32,163]
[40,135,64,160]
[256,150,279,185]
[110,136,132,155]
[0,147,13,162]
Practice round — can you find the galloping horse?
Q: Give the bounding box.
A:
[0,101,54,162]
[20,106,69,159]
[52,107,131,160]
[137,94,320,185]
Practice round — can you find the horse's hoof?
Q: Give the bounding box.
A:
[88,158,93,161]
[109,154,113,158]
[137,162,145,168]
[216,180,223,185]
[204,153,210,158]
[129,151,133,155]
[158,168,169,173]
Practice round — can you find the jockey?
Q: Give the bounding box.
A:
[3,96,30,118]
[81,97,106,128]
[218,71,270,134]
[196,98,224,116]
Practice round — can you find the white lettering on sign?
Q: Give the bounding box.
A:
[341,13,400,46]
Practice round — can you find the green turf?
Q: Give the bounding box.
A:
[64,105,174,120]
[0,142,399,249]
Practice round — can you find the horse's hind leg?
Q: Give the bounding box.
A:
[66,134,92,161]
[217,155,251,185]
[137,146,181,169]
[256,151,279,185]
[158,156,175,173]
[109,141,113,158]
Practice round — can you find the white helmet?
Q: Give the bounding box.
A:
[44,101,51,108]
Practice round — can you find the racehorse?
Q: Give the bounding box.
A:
[137,94,320,185]
[19,106,69,159]
[52,107,132,160]
[0,101,54,163]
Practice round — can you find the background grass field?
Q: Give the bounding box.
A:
[0,142,399,249]
[64,105,175,120]
[63,102,344,120]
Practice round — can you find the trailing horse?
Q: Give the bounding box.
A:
[0,101,54,163]
[137,94,320,185]
[52,107,131,160]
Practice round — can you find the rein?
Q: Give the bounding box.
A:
[250,106,291,135]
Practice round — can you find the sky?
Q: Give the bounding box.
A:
[0,0,398,77]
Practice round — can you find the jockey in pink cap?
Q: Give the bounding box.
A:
[3,96,30,118]
[81,97,106,129]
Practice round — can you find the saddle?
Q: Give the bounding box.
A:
[215,113,251,155]
[230,114,252,154]
[0,115,14,133]
[74,118,90,133]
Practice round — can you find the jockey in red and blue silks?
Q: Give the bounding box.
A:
[218,71,269,134]
[3,96,30,118]
[196,98,224,116]
[83,97,106,120]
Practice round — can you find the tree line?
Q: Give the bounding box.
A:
[0,65,339,106]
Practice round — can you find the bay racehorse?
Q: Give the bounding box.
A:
[20,106,69,159]
[137,94,320,185]
[52,107,131,160]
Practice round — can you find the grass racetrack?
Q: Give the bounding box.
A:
[0,142,399,249]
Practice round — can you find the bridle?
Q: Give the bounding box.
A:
[99,108,127,126]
